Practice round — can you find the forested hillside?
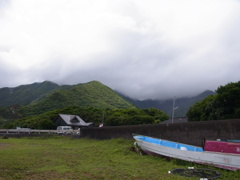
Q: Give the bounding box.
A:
[2,79,231,129]
[0,80,216,118]
[0,81,62,107]
[21,81,136,116]
[0,81,136,121]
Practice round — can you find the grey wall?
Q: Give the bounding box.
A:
[80,119,240,146]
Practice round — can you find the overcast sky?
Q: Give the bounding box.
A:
[0,0,240,100]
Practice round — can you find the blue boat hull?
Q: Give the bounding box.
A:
[133,134,240,171]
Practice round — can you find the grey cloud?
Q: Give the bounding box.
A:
[0,0,240,100]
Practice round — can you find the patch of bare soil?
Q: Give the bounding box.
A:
[0,143,12,149]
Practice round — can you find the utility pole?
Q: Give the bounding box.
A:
[102,110,105,124]
[99,110,105,127]
[171,96,178,123]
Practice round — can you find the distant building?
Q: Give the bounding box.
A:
[161,117,188,124]
[54,114,93,129]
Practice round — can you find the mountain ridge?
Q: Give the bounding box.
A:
[0,81,61,107]
[118,90,216,117]
[0,81,215,118]
[0,81,136,118]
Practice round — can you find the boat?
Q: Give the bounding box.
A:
[133,134,240,171]
[204,139,240,154]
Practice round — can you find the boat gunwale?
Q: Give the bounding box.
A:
[135,137,240,157]
[133,134,203,152]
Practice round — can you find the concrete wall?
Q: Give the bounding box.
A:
[80,119,240,146]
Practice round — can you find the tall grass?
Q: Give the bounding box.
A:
[0,136,239,179]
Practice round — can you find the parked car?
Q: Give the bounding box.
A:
[56,126,73,135]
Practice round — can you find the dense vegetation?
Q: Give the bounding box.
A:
[0,80,216,119]
[2,80,238,128]
[0,81,136,124]
[1,106,168,129]
[18,81,136,116]
[187,81,240,121]
[0,80,169,129]
[0,81,61,107]
[0,81,135,116]
[103,108,168,126]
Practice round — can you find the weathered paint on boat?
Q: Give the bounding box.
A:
[133,135,240,171]
[204,140,240,154]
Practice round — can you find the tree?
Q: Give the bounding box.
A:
[143,108,169,123]
[187,95,216,121]
[215,82,240,119]
[1,106,169,128]
[187,81,240,121]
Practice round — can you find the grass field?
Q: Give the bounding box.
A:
[0,136,239,180]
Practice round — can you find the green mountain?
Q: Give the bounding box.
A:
[21,81,136,116]
[0,81,136,127]
[0,80,214,119]
[0,81,61,107]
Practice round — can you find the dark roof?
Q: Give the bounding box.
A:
[58,114,93,127]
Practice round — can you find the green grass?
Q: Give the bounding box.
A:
[0,136,239,180]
